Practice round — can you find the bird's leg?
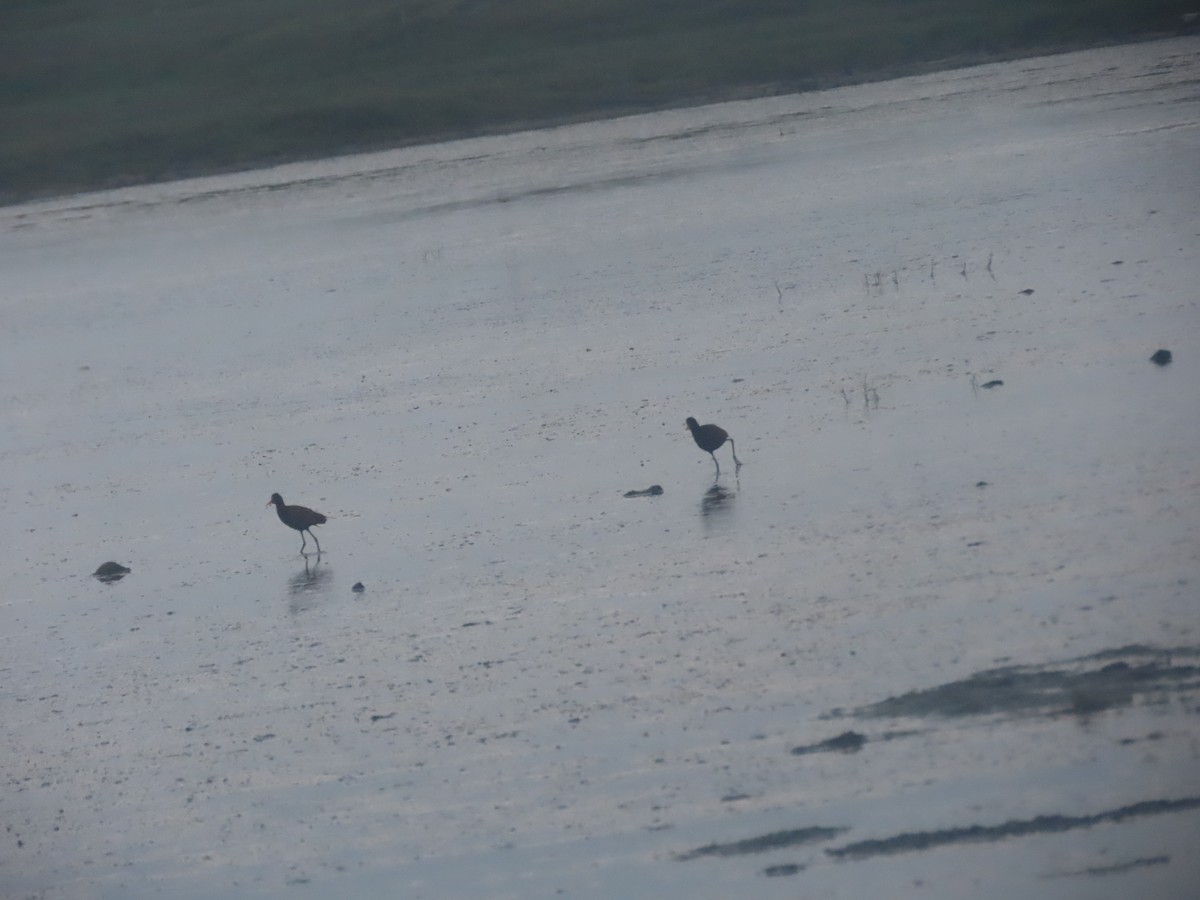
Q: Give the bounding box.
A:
[729,438,742,469]
[299,531,308,554]
[711,452,720,477]
[310,530,322,555]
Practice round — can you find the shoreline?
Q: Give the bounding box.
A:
[3,29,1191,209]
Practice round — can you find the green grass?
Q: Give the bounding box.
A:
[0,0,1188,203]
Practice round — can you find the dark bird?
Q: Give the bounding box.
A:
[267,493,327,555]
[685,417,742,476]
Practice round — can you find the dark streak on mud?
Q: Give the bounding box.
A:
[676,826,847,861]
[791,728,923,756]
[763,863,805,877]
[623,484,664,498]
[853,645,1200,720]
[825,797,1200,861]
[1043,854,1171,879]
[790,730,866,755]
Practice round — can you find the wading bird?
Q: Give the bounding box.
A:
[267,492,327,555]
[685,417,742,476]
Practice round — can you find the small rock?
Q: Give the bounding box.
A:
[981,379,1003,389]
[352,582,365,593]
[1150,349,1172,366]
[1019,288,1035,295]
[93,562,130,583]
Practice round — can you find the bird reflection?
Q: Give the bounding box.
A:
[287,555,332,613]
[701,483,735,517]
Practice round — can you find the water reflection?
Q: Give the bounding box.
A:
[287,555,333,614]
[700,483,735,518]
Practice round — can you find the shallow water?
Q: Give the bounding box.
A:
[2,36,1199,899]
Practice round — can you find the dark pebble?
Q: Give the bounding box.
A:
[352,582,365,592]
[1150,349,1172,366]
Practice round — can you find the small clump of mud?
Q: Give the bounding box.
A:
[93,561,130,583]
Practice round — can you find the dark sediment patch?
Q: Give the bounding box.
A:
[825,797,1200,861]
[790,729,923,755]
[677,826,847,861]
[763,863,804,876]
[623,484,664,497]
[1043,854,1170,879]
[852,645,1200,720]
[791,730,866,756]
[1150,348,1172,366]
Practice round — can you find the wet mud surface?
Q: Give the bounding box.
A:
[691,644,1200,880]
[2,36,1199,900]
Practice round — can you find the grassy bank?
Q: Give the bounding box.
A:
[0,0,1189,203]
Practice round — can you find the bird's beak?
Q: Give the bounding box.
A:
[265,499,274,507]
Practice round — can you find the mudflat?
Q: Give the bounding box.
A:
[2,36,1198,900]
